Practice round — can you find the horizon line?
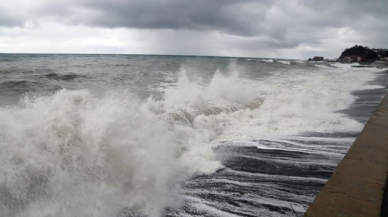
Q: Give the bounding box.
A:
[0,52,298,60]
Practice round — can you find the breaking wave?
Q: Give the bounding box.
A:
[0,88,222,217]
[256,59,292,65]
[257,59,274,63]
[275,60,291,65]
[0,61,382,217]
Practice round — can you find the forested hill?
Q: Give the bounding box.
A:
[339,45,375,59]
[339,45,388,60]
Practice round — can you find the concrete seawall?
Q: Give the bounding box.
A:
[304,92,388,217]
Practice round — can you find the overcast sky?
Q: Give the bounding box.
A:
[0,0,387,59]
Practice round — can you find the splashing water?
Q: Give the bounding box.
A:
[0,88,222,217]
[0,54,385,217]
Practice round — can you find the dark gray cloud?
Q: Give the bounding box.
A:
[0,0,387,57]
[0,13,24,27]
[66,0,271,37]
[0,0,277,37]
[2,0,388,37]
[302,0,387,18]
[68,0,388,45]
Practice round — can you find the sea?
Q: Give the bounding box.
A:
[0,54,387,217]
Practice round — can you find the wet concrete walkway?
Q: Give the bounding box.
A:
[304,92,388,217]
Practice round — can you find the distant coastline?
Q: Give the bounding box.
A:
[308,45,388,66]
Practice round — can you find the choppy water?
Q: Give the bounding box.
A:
[0,54,387,217]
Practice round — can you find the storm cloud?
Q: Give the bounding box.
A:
[0,0,387,58]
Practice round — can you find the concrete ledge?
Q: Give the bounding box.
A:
[304,92,388,217]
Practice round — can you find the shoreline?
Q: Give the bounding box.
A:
[340,70,388,124]
[303,70,388,217]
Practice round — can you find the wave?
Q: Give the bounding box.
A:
[0,62,383,216]
[44,72,80,81]
[0,80,40,92]
[157,64,378,139]
[0,87,223,217]
[257,59,274,63]
[256,59,292,65]
[0,69,17,74]
[275,60,291,65]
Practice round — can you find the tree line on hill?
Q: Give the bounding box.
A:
[338,45,388,62]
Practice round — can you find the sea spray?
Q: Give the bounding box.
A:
[0,89,221,217]
[0,55,385,216]
[153,65,379,140]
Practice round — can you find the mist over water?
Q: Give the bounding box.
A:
[0,54,386,216]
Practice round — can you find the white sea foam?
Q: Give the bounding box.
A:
[153,62,380,141]
[258,59,274,63]
[275,60,291,65]
[0,89,221,217]
[256,59,291,64]
[0,61,382,216]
